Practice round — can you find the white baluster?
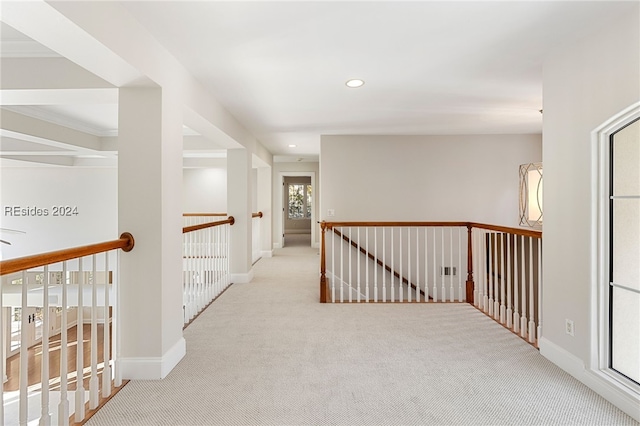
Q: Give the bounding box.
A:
[432,227,437,302]
[58,262,70,426]
[500,233,506,324]
[416,227,420,302]
[374,227,378,303]
[331,226,335,303]
[458,227,463,302]
[494,233,500,319]
[513,235,520,334]
[19,271,28,426]
[90,255,99,409]
[487,233,494,315]
[537,239,543,342]
[520,236,528,338]
[528,237,536,343]
[449,227,454,302]
[506,234,513,328]
[425,228,429,302]
[357,227,361,303]
[482,231,489,311]
[340,227,344,303]
[39,266,51,426]
[391,228,395,303]
[473,229,479,307]
[399,227,403,302]
[382,227,386,303]
[407,228,412,302]
[102,253,112,399]
[365,227,369,302]
[76,258,85,423]
[349,227,353,303]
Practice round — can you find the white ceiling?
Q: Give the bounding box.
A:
[1,1,637,165]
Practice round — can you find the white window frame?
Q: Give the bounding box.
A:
[593,101,640,398]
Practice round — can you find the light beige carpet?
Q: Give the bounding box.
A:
[87,243,637,426]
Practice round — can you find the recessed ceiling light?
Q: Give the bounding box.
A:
[345,79,365,88]
[288,144,297,148]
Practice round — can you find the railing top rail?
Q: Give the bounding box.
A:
[183,213,227,217]
[252,212,263,218]
[321,221,542,238]
[467,222,542,238]
[183,216,235,234]
[0,232,135,276]
[322,221,469,229]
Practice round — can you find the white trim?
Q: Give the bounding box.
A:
[231,269,254,284]
[260,250,273,258]
[540,337,640,422]
[119,337,186,380]
[273,243,282,249]
[590,102,640,419]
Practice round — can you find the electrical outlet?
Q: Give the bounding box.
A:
[565,319,575,336]
[327,209,335,217]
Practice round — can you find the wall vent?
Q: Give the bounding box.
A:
[440,266,457,276]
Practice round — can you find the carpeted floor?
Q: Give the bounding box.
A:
[86,243,637,426]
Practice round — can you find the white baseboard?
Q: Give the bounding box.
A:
[119,337,186,380]
[261,250,273,258]
[231,269,254,284]
[540,337,640,422]
[273,243,282,249]
[313,242,320,249]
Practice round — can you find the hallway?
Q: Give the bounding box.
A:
[85,243,636,425]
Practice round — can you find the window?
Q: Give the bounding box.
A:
[608,117,640,385]
[288,183,312,219]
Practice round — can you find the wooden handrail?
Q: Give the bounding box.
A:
[322,221,541,238]
[252,212,263,218]
[183,213,227,217]
[0,232,135,276]
[183,216,235,234]
[467,222,541,239]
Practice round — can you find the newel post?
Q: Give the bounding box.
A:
[466,224,474,305]
[320,221,328,303]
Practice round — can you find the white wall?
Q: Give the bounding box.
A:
[183,163,227,213]
[320,135,541,226]
[541,6,639,420]
[0,166,117,259]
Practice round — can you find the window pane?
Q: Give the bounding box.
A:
[306,184,312,218]
[612,199,640,290]
[613,118,640,196]
[288,184,304,219]
[612,286,640,383]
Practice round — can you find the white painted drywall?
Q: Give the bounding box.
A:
[541,3,639,387]
[182,164,227,213]
[320,134,541,226]
[0,166,117,260]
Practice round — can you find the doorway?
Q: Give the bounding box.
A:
[278,172,316,248]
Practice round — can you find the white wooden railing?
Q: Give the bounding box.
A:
[319,222,542,346]
[182,217,234,326]
[0,233,134,426]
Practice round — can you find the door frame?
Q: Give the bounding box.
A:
[277,172,316,248]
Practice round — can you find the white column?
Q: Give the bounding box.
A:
[227,149,253,283]
[257,167,272,258]
[118,86,185,379]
